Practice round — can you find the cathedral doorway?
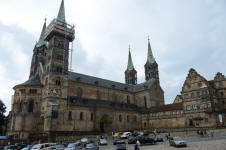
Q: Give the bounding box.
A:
[99,114,112,132]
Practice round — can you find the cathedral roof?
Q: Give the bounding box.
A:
[69,72,156,92]
[14,75,43,89]
[147,38,155,64]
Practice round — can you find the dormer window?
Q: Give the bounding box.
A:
[219,81,223,87]
[94,81,99,85]
[112,85,115,88]
[76,77,81,81]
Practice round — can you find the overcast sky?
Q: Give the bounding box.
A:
[0,0,226,113]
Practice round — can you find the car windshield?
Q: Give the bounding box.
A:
[174,137,183,141]
[156,135,162,138]
[86,143,95,148]
[100,139,106,142]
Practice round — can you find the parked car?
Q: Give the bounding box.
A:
[169,136,187,147]
[98,139,108,146]
[136,135,156,145]
[31,143,56,150]
[112,132,123,138]
[116,140,126,150]
[113,137,121,145]
[48,145,64,150]
[128,136,137,144]
[85,143,99,150]
[120,132,131,139]
[155,135,164,142]
[64,142,82,150]
[21,145,33,150]
[4,145,17,150]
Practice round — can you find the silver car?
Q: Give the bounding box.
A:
[169,136,187,147]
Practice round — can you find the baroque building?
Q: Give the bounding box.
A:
[7,0,164,141]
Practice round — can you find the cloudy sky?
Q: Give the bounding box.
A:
[0,0,226,113]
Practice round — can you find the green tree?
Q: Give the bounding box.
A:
[0,99,6,135]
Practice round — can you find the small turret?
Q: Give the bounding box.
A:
[125,46,137,85]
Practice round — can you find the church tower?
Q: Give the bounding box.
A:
[125,47,137,85]
[29,19,48,79]
[42,0,74,133]
[144,37,159,81]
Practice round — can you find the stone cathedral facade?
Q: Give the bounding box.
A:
[7,0,226,141]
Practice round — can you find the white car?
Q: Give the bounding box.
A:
[120,132,131,139]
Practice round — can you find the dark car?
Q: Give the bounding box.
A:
[155,135,164,142]
[85,143,99,150]
[4,145,17,150]
[136,135,156,145]
[116,140,126,150]
[169,136,187,147]
[128,136,136,144]
[113,137,121,145]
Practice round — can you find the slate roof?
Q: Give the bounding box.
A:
[69,72,156,93]
[14,75,43,89]
[149,102,183,113]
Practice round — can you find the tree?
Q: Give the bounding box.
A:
[0,99,7,135]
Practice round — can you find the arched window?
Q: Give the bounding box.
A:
[144,96,147,108]
[80,112,83,120]
[127,115,129,122]
[56,80,61,86]
[127,96,130,104]
[28,100,34,112]
[91,113,94,121]
[77,88,82,97]
[68,111,72,121]
[18,102,23,112]
[119,114,122,122]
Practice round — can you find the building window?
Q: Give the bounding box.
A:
[184,94,189,99]
[207,103,211,108]
[56,80,61,86]
[127,96,130,104]
[144,122,147,128]
[77,88,82,97]
[133,116,137,122]
[220,92,224,97]
[186,105,191,110]
[96,90,100,99]
[198,82,202,87]
[219,81,223,87]
[200,104,205,109]
[192,105,197,110]
[127,115,129,122]
[18,102,23,112]
[29,89,37,94]
[20,89,25,94]
[91,113,94,121]
[80,112,83,120]
[28,100,34,112]
[68,111,72,121]
[144,96,147,108]
[56,66,62,73]
[56,55,63,61]
[112,93,117,102]
[187,84,191,89]
[197,91,201,96]
[52,111,58,118]
[191,93,195,98]
[119,115,122,122]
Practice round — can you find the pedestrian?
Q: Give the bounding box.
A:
[136,140,140,149]
[200,130,203,137]
[210,129,214,137]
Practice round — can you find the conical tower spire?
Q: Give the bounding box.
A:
[127,46,135,71]
[57,0,66,23]
[36,18,47,47]
[147,36,155,64]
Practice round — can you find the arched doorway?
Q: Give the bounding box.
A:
[99,114,112,132]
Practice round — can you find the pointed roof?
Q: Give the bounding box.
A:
[57,0,66,23]
[127,46,135,71]
[147,37,155,64]
[36,19,47,47]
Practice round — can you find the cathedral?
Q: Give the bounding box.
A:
[7,0,226,142]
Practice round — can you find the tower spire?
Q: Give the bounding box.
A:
[36,18,47,47]
[127,45,134,71]
[57,0,66,23]
[147,36,155,64]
